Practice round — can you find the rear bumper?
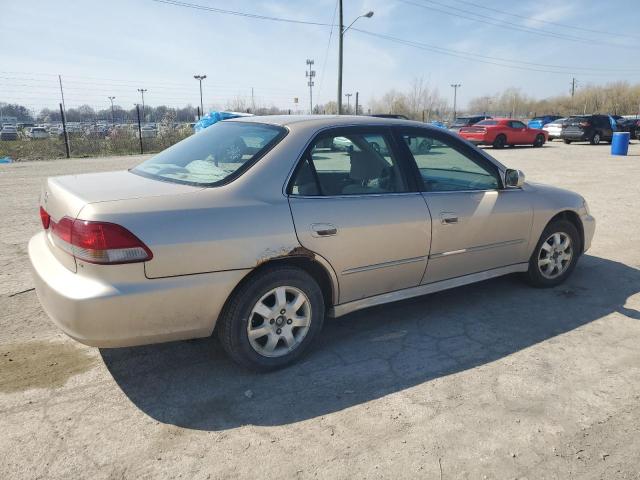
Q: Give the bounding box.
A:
[561,131,589,141]
[459,135,486,145]
[29,232,248,348]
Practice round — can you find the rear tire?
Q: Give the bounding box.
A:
[590,132,601,145]
[493,134,507,149]
[523,220,580,288]
[217,266,325,371]
[563,139,572,144]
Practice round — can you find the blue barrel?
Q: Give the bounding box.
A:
[611,132,630,156]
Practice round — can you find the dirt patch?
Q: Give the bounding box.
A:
[0,340,97,393]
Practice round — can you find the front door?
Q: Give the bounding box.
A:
[288,127,432,304]
[396,128,533,284]
[508,120,529,144]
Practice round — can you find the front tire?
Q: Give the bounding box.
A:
[533,134,545,147]
[217,266,325,371]
[524,220,580,288]
[590,132,601,145]
[563,139,572,144]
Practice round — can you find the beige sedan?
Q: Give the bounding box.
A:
[29,115,595,371]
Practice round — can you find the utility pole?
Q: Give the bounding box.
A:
[450,83,461,120]
[337,0,344,115]
[355,91,359,115]
[306,59,316,114]
[570,78,578,114]
[108,96,116,126]
[345,93,352,113]
[137,88,147,122]
[251,87,255,113]
[337,4,374,114]
[193,75,206,118]
[58,75,67,116]
[135,104,143,154]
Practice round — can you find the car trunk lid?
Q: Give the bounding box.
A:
[40,170,203,271]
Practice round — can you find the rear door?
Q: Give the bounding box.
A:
[394,127,533,284]
[288,127,432,304]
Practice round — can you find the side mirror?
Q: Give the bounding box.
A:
[505,169,525,188]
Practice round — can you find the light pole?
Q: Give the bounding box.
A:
[345,93,352,113]
[450,83,461,120]
[194,75,206,118]
[338,3,373,114]
[305,59,315,114]
[137,89,147,122]
[108,96,116,126]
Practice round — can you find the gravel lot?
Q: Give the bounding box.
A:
[1,141,639,479]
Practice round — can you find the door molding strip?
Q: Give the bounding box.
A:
[330,262,528,317]
[429,238,525,259]
[342,255,427,275]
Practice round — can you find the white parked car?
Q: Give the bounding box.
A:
[29,127,50,139]
[543,118,568,141]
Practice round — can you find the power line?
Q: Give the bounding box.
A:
[352,28,640,77]
[149,0,334,26]
[397,0,635,50]
[450,0,640,41]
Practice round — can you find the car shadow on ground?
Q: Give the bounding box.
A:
[101,255,639,431]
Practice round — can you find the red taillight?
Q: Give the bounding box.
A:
[39,206,50,229]
[49,217,152,264]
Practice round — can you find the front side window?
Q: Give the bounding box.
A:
[290,132,408,196]
[509,121,527,129]
[132,121,285,186]
[401,132,500,192]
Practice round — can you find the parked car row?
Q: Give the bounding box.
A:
[0,121,197,141]
[442,113,639,148]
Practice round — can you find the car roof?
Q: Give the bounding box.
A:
[228,114,429,129]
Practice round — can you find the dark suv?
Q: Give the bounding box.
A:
[561,115,613,145]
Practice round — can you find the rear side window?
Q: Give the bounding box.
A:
[400,132,500,192]
[132,121,285,186]
[290,132,408,196]
[509,121,527,129]
[476,120,497,126]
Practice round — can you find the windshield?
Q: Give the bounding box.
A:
[132,121,286,186]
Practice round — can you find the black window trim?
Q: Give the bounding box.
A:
[286,125,420,197]
[391,126,505,192]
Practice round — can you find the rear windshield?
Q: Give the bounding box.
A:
[475,120,498,126]
[132,121,286,186]
[451,118,474,126]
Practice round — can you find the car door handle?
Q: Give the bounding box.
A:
[440,213,458,225]
[311,223,338,237]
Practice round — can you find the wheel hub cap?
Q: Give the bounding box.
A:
[537,231,573,279]
[246,286,312,358]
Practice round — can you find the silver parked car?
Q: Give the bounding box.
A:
[29,116,595,371]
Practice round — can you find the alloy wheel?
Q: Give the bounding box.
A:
[246,286,312,358]
[537,232,573,279]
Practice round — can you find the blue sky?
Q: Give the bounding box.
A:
[1,0,639,113]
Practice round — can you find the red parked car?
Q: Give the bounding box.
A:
[459,118,547,148]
